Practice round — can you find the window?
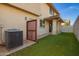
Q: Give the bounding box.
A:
[49,8,53,15]
[40,19,45,27]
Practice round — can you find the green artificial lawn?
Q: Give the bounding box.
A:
[9,33,79,56]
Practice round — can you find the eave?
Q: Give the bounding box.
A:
[2,3,40,17]
[44,15,64,23]
[46,3,60,15]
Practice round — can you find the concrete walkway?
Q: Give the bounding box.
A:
[0,40,36,56]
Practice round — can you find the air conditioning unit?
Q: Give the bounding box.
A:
[5,29,23,49]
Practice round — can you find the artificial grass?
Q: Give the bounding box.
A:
[9,33,79,56]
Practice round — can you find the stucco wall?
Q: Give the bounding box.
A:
[10,3,52,39]
[52,20,62,35]
[0,3,51,42]
[52,20,57,34]
[0,3,57,42]
[9,3,51,39]
[0,4,38,42]
[40,4,52,18]
[10,3,41,16]
[37,4,51,38]
[37,20,49,39]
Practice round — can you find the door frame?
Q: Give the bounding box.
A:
[26,20,37,41]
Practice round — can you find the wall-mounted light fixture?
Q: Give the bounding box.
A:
[25,17,27,20]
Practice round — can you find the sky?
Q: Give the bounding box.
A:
[54,3,79,25]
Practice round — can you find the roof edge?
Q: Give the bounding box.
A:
[46,3,60,15]
[2,3,40,17]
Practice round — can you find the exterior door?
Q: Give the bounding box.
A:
[27,20,37,41]
[49,23,52,32]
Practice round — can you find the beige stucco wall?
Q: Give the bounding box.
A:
[52,20,57,34]
[37,19,49,39]
[37,4,51,39]
[57,21,61,34]
[10,3,52,39]
[40,4,52,18]
[0,3,52,42]
[0,4,38,42]
[52,20,61,35]
[59,22,62,33]
[8,3,56,37]
[10,3,41,16]
[0,3,59,43]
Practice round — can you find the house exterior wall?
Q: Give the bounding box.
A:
[9,3,54,39]
[37,19,49,39]
[58,22,61,34]
[57,21,59,34]
[52,20,57,35]
[0,3,60,43]
[52,20,62,35]
[0,4,38,42]
[0,3,55,42]
[37,4,51,39]
[9,3,41,16]
[40,4,53,18]
[57,21,62,34]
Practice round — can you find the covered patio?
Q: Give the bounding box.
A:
[44,15,64,35]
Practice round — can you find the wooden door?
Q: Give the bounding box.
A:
[27,20,37,41]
